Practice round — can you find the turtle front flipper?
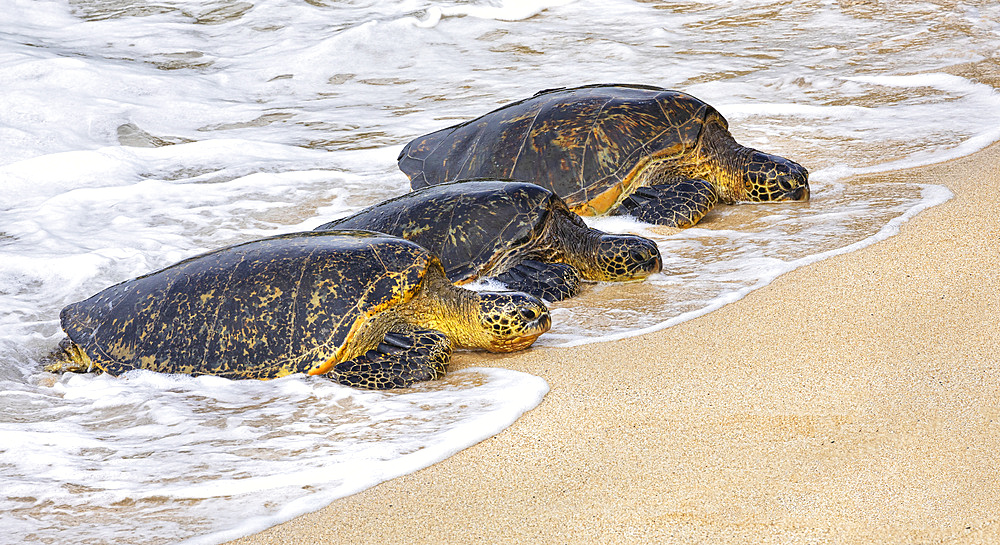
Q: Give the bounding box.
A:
[615,180,719,228]
[332,328,451,390]
[493,259,581,302]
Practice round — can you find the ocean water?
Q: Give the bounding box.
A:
[1,0,999,543]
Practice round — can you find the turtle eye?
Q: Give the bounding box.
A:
[629,249,650,263]
[518,307,538,321]
[776,172,795,191]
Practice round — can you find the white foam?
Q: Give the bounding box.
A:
[845,73,993,93]
[554,184,953,347]
[1,369,548,545]
[436,0,576,22]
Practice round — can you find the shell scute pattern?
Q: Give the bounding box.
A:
[398,84,812,230]
[59,232,430,379]
[315,181,662,303]
[399,85,711,216]
[317,183,549,285]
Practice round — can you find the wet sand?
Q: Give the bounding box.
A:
[228,141,1000,544]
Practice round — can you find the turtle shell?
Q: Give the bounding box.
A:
[315,181,580,284]
[398,84,719,215]
[60,231,432,379]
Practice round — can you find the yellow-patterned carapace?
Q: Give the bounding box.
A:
[315,181,662,302]
[46,231,551,390]
[399,84,809,228]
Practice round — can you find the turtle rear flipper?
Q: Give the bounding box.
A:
[616,180,719,228]
[44,338,98,374]
[333,328,451,390]
[494,259,581,302]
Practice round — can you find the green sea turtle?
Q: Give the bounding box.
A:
[45,231,551,389]
[398,84,809,228]
[314,181,662,302]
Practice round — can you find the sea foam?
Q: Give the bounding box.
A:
[1,368,548,545]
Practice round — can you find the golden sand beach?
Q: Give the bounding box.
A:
[229,140,1000,544]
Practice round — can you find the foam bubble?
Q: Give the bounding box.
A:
[437,0,576,22]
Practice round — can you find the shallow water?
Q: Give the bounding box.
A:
[1,0,999,543]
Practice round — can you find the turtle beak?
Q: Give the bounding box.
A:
[644,254,662,275]
[783,185,810,201]
[534,312,552,333]
[522,312,551,337]
[513,312,551,350]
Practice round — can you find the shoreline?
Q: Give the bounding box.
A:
[228,141,1000,544]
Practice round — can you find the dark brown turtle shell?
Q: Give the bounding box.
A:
[59,231,432,379]
[398,84,715,215]
[315,181,575,284]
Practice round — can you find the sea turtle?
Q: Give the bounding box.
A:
[398,84,810,228]
[314,181,662,302]
[45,230,551,389]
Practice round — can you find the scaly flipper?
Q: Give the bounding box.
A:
[493,259,581,302]
[333,327,451,389]
[615,180,719,228]
[43,338,96,374]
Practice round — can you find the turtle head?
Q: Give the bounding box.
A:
[415,261,549,353]
[582,234,662,282]
[548,206,661,282]
[472,292,551,352]
[696,109,810,204]
[739,149,810,203]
